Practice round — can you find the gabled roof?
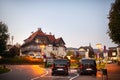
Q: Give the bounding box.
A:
[46,34,56,43]
[24,28,46,43]
[55,37,65,45]
[22,28,65,46]
[78,46,94,52]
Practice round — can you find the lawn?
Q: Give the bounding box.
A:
[0,66,10,74]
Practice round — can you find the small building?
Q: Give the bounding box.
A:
[21,28,66,58]
[108,47,117,61]
[117,46,120,64]
[78,45,95,58]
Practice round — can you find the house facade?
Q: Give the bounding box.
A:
[78,45,95,58]
[108,47,117,61]
[21,28,66,58]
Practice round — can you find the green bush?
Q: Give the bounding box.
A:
[0,66,10,74]
[0,56,44,64]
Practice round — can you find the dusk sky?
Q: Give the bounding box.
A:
[0,0,117,49]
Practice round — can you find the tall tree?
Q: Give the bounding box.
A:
[0,22,9,54]
[108,0,120,46]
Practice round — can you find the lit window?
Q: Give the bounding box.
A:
[112,52,116,56]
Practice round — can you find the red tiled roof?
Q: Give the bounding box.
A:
[24,28,46,43]
[55,38,61,44]
[23,28,65,45]
[55,37,65,45]
[46,35,56,43]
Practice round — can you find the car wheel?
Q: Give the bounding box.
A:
[52,72,54,76]
[79,72,83,75]
[93,73,97,76]
[65,72,68,76]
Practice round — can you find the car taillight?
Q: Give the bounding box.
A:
[52,64,55,68]
[80,64,83,68]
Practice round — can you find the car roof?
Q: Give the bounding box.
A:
[81,58,95,60]
[54,59,68,61]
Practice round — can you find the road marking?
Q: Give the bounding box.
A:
[41,70,48,77]
[42,75,71,78]
[70,69,77,73]
[69,73,79,80]
[31,77,40,80]
[31,69,48,80]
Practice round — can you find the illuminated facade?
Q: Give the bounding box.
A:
[78,45,95,58]
[108,47,117,61]
[21,28,66,58]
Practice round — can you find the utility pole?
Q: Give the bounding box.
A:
[11,36,14,45]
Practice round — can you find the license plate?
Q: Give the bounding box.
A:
[57,68,63,71]
[86,68,92,70]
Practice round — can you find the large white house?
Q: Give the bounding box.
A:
[21,28,66,58]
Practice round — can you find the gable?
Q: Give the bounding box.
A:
[79,48,86,51]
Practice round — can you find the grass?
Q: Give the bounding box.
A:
[0,66,10,74]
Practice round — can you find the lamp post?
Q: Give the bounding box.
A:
[11,36,14,45]
[96,43,102,59]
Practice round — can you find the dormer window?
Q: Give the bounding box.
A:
[35,38,41,43]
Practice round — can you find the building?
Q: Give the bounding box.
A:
[108,47,117,61]
[21,28,66,58]
[78,45,95,58]
[117,46,120,64]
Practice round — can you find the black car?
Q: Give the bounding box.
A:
[77,58,97,76]
[51,59,69,76]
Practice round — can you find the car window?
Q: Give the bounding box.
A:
[54,60,68,66]
[82,60,96,65]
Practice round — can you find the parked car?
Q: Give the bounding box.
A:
[77,58,97,76]
[51,59,69,76]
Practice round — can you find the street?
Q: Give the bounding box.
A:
[0,65,101,80]
[0,65,45,80]
[0,64,120,80]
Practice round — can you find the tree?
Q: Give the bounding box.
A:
[108,0,120,45]
[66,51,74,56]
[66,51,75,59]
[0,22,9,54]
[9,46,20,57]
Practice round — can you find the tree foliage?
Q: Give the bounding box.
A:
[66,51,74,56]
[9,46,20,57]
[0,22,9,54]
[108,0,120,45]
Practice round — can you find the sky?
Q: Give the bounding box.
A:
[0,0,117,49]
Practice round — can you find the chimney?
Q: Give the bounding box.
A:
[49,32,52,35]
[31,31,34,34]
[38,28,41,31]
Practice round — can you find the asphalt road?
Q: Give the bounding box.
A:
[31,68,102,80]
[0,65,109,80]
[0,65,45,80]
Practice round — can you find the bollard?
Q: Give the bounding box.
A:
[102,69,108,80]
[102,69,107,75]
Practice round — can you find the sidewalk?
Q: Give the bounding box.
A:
[106,63,120,80]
